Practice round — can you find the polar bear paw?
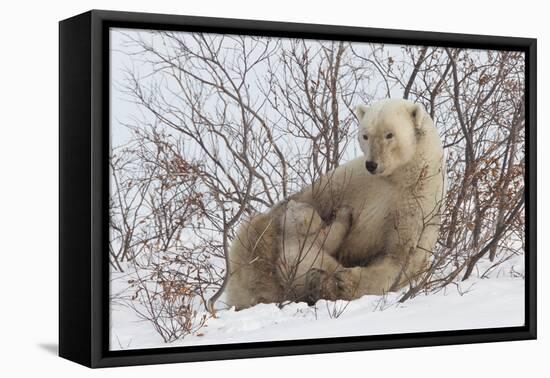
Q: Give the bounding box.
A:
[305,268,334,305]
[333,268,360,300]
[305,268,357,305]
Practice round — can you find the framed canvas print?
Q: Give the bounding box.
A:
[59,10,536,368]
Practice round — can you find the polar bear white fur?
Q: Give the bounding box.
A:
[220,98,445,310]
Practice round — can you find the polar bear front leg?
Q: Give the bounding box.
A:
[299,206,353,303]
[343,257,407,296]
[335,217,425,298]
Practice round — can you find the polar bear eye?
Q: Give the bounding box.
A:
[385,133,394,139]
[362,134,368,140]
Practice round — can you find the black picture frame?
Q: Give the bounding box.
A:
[59,9,537,368]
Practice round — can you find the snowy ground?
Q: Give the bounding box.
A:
[110,256,525,351]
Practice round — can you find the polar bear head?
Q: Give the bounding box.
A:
[282,200,323,236]
[355,99,430,176]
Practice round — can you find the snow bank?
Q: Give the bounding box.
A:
[110,274,524,350]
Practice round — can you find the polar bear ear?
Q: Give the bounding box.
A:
[355,104,369,121]
[410,103,427,130]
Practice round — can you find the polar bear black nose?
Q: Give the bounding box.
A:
[365,161,378,173]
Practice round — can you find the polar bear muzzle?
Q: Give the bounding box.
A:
[365,160,378,173]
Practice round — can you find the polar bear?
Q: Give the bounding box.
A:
[215,98,445,310]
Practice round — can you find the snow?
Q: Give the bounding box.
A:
[110,264,524,350]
